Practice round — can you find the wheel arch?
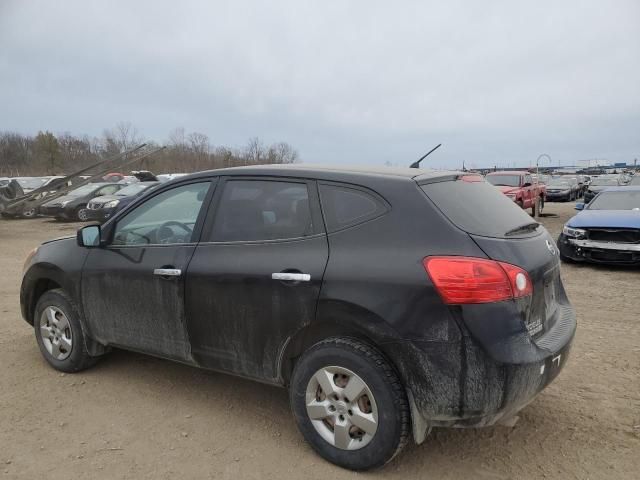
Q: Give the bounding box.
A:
[277,302,429,445]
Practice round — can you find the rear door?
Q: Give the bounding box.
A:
[185,177,328,382]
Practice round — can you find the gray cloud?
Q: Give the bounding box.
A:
[1,0,638,168]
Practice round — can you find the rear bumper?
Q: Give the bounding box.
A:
[384,302,575,436]
[558,233,640,265]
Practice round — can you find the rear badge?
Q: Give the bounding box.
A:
[527,317,543,336]
[545,240,556,255]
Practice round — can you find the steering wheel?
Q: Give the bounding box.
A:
[156,221,193,244]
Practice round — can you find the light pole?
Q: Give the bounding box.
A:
[536,153,552,182]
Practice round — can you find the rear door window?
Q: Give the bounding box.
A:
[420,178,538,238]
[211,180,315,242]
[319,183,388,232]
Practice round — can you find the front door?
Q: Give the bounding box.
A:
[81,180,214,361]
[185,177,329,381]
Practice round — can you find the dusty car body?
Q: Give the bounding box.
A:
[583,176,622,203]
[558,186,640,265]
[21,165,576,470]
[546,177,580,202]
[39,182,125,221]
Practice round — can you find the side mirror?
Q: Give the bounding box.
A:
[522,182,532,187]
[575,203,585,211]
[77,225,101,247]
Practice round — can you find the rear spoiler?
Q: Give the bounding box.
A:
[415,172,483,185]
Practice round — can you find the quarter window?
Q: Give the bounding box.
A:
[319,183,387,232]
[112,182,210,246]
[211,180,313,242]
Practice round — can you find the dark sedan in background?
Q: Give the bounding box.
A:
[583,176,621,203]
[39,183,124,221]
[558,186,640,265]
[545,177,580,201]
[85,181,158,222]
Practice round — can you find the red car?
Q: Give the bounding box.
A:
[486,171,546,216]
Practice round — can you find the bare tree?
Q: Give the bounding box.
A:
[102,121,143,156]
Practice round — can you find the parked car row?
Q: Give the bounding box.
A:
[1,172,185,221]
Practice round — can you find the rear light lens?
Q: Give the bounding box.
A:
[423,256,533,304]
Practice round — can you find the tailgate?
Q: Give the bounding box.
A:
[470,229,565,339]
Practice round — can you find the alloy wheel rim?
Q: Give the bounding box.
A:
[39,306,73,361]
[305,366,378,450]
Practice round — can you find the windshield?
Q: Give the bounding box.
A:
[67,184,101,196]
[590,177,619,186]
[485,175,521,187]
[548,179,570,187]
[16,178,46,189]
[116,184,149,196]
[588,191,640,210]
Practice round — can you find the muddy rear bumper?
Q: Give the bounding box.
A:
[383,304,575,442]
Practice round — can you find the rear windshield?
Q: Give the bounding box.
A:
[485,175,521,187]
[590,177,619,186]
[421,179,538,238]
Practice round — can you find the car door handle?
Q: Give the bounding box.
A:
[271,272,311,282]
[153,268,182,277]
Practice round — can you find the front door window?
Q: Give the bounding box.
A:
[112,182,210,245]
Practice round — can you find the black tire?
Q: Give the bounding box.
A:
[34,289,100,373]
[289,337,410,471]
[21,207,37,218]
[516,200,524,210]
[75,206,89,221]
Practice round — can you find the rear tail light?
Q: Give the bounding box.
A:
[423,256,533,304]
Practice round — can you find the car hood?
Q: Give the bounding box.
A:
[568,210,640,228]
[497,186,519,194]
[89,194,121,203]
[588,185,618,192]
[43,194,77,206]
[547,185,570,191]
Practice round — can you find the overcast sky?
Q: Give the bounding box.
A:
[1,0,638,168]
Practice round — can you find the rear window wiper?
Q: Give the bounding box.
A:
[504,222,540,236]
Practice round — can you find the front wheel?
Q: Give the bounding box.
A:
[76,207,89,221]
[34,289,101,373]
[290,337,410,471]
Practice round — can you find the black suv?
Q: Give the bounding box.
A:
[20,166,576,470]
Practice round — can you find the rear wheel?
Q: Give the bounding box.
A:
[34,289,101,373]
[516,200,524,210]
[290,337,410,471]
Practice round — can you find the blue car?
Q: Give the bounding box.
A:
[557,186,640,265]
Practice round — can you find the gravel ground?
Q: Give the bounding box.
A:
[0,202,638,479]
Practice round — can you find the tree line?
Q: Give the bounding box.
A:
[0,122,299,177]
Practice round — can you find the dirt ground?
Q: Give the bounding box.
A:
[0,202,638,480]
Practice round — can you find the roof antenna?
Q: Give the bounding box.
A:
[410,143,442,168]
